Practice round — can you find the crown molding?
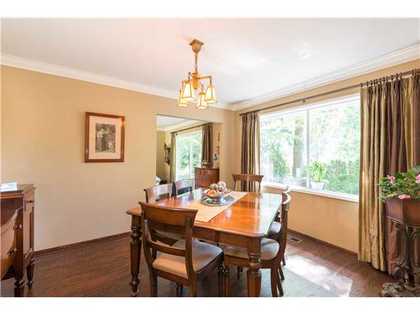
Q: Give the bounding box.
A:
[230,42,420,112]
[2,41,418,113]
[0,53,230,110]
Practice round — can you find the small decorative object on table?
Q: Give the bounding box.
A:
[201,181,233,206]
[379,166,420,297]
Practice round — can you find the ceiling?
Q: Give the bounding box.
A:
[156,115,201,131]
[1,18,419,109]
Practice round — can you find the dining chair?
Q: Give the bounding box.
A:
[139,202,224,297]
[267,190,292,279]
[232,173,264,278]
[144,183,173,203]
[222,193,292,297]
[222,240,284,297]
[174,179,194,196]
[144,183,179,245]
[232,174,264,192]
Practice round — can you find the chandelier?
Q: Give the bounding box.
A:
[177,39,217,109]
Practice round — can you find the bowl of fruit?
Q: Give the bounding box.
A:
[203,181,230,204]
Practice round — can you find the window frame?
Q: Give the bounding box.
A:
[259,94,360,203]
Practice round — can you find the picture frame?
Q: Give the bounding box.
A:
[84,112,125,162]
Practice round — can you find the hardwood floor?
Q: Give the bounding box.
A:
[0,232,392,297]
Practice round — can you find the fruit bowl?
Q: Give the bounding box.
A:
[203,181,230,204]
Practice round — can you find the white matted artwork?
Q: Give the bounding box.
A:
[85,112,125,162]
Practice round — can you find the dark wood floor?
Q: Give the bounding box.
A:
[1,232,392,297]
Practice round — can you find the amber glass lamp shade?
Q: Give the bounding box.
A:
[205,84,217,104]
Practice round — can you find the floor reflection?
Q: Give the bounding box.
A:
[286,247,353,296]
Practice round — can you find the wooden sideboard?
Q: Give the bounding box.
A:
[1,184,35,297]
[385,199,420,284]
[194,167,220,188]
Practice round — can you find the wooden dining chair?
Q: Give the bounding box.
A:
[222,239,284,297]
[144,183,173,203]
[144,183,179,245]
[232,174,264,278]
[232,174,264,192]
[139,202,224,297]
[174,179,194,196]
[267,190,292,280]
[222,193,292,297]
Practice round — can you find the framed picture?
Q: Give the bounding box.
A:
[85,112,125,162]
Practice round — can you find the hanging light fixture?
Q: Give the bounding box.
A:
[178,39,217,108]
[177,89,188,107]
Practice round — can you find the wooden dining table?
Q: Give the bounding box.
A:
[126,189,282,297]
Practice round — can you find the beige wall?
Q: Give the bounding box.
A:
[263,187,358,251]
[1,66,235,250]
[236,59,420,253]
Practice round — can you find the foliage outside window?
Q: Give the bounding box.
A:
[260,95,360,196]
[175,130,202,180]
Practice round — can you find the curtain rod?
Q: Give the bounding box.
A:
[170,123,209,135]
[239,68,419,116]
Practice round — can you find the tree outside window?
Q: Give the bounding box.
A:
[260,95,360,196]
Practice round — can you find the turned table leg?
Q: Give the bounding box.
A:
[247,240,262,297]
[130,215,142,297]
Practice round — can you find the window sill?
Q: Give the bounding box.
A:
[262,182,359,203]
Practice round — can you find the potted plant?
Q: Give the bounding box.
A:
[379,165,420,201]
[308,161,326,190]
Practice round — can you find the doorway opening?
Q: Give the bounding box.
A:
[155,115,221,187]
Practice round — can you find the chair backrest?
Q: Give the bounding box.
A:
[139,202,197,280]
[280,192,291,228]
[174,179,194,196]
[144,183,173,203]
[232,174,264,192]
[279,192,291,258]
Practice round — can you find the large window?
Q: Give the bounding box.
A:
[260,95,360,197]
[175,130,202,180]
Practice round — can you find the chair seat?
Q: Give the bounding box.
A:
[222,238,279,261]
[152,239,223,279]
[267,221,282,238]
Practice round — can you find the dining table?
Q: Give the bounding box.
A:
[126,188,282,297]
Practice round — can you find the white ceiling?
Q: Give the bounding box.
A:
[156,115,200,131]
[1,18,419,109]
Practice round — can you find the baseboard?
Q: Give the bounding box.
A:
[35,232,130,256]
[288,228,357,256]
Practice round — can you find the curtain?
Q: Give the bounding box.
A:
[169,132,177,182]
[241,112,260,191]
[201,123,213,167]
[359,72,419,271]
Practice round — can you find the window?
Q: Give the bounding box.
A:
[260,95,360,197]
[175,129,202,180]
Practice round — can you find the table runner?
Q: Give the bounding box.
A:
[184,191,248,222]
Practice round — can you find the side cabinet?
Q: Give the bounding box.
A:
[194,167,220,188]
[1,184,35,297]
[385,199,420,286]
